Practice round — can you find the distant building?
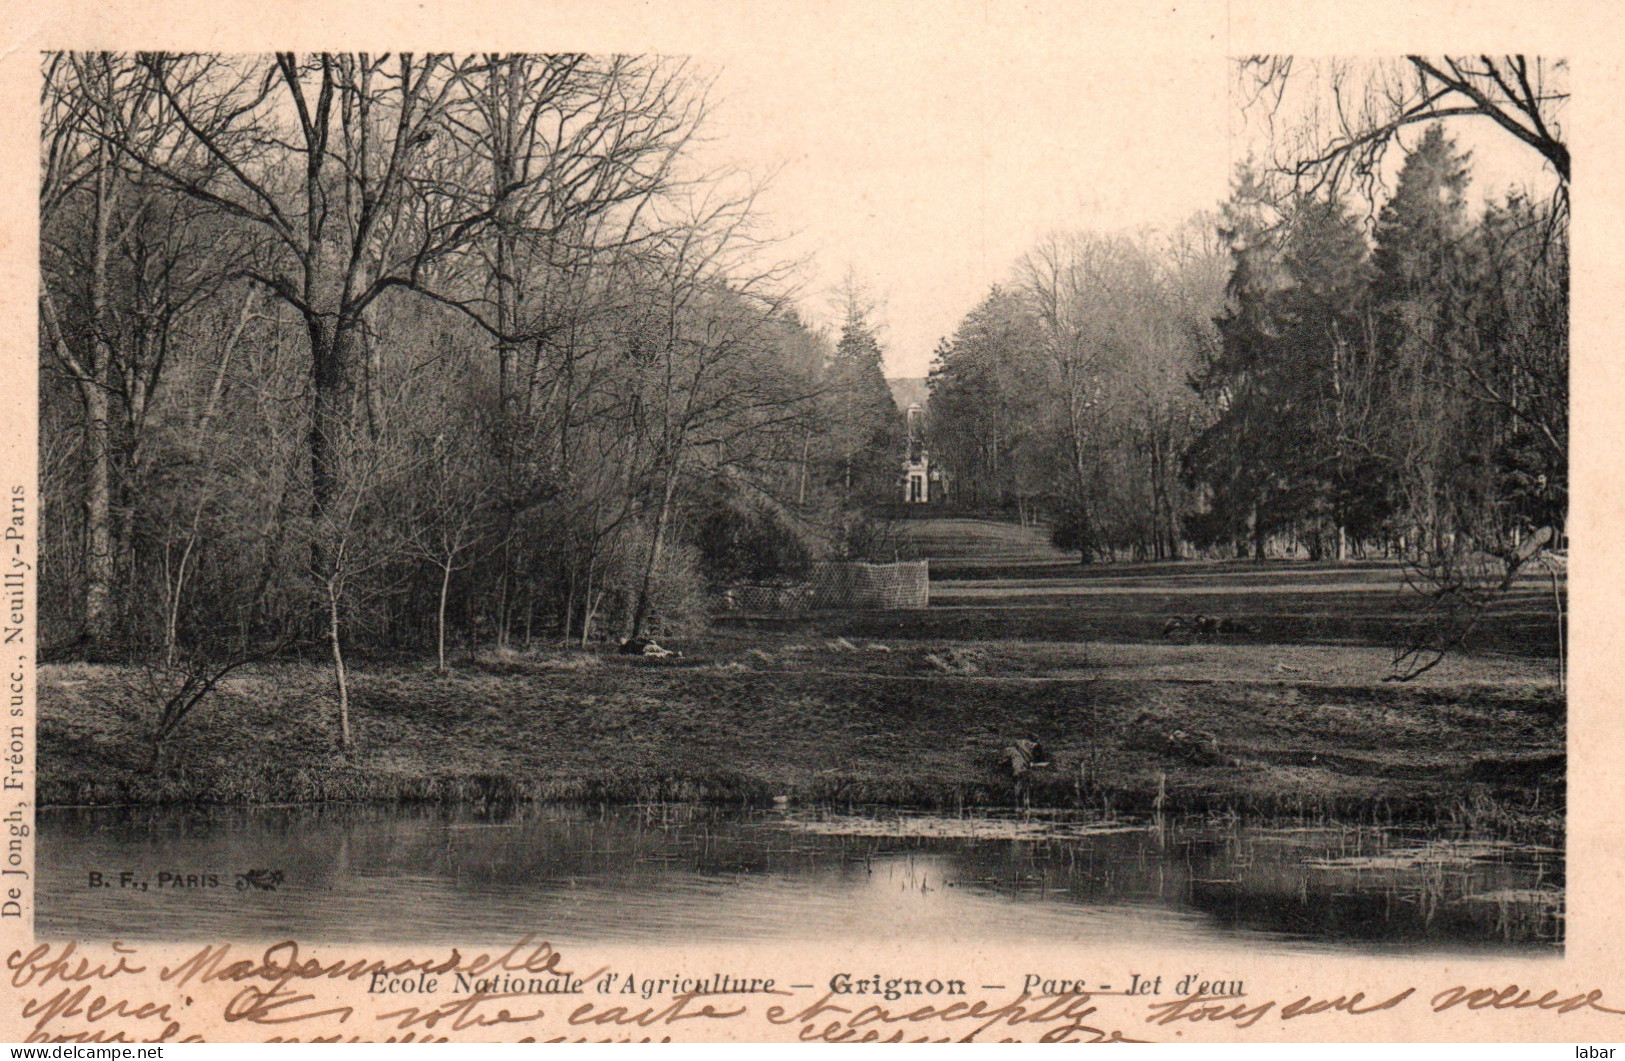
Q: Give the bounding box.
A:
[903,403,931,502]
[888,378,941,504]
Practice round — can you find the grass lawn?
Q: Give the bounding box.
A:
[39,640,1562,842]
[38,520,1564,843]
[892,517,1075,563]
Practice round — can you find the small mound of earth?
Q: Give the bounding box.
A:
[923,647,990,675]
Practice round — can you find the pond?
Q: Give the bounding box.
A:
[36,803,1562,954]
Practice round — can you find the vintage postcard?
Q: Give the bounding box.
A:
[1,0,1616,1044]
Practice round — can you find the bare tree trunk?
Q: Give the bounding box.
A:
[561,567,577,645]
[163,531,197,669]
[1148,435,1164,561]
[489,59,525,657]
[81,381,114,648]
[631,458,682,639]
[491,57,524,445]
[494,547,511,651]
[160,288,259,669]
[797,429,811,505]
[327,583,351,748]
[1548,560,1565,693]
[581,570,600,648]
[310,316,359,518]
[59,130,123,654]
[436,561,452,674]
[360,307,385,441]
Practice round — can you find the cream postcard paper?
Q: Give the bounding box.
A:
[0,0,1613,1043]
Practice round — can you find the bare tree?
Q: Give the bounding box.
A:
[155,286,262,666]
[621,190,799,637]
[405,430,496,674]
[1019,233,1132,560]
[127,634,290,773]
[303,428,419,749]
[1238,56,1568,201]
[1391,526,1554,681]
[424,54,708,646]
[447,55,704,436]
[40,54,160,651]
[39,51,829,680]
[119,54,478,526]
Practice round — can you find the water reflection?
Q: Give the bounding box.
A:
[36,804,1562,953]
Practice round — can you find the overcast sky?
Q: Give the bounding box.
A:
[690,25,1561,379]
[700,46,1231,378]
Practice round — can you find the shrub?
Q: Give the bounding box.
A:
[693,499,812,586]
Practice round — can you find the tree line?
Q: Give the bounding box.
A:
[39,52,904,707]
[928,123,1567,576]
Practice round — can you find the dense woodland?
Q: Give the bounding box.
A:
[39,53,906,696]
[39,53,1568,715]
[928,128,1568,569]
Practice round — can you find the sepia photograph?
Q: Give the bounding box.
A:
[30,48,1568,955]
[6,4,1599,1039]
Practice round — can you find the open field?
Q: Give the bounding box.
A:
[728,553,1563,660]
[38,651,1561,832]
[38,518,1564,841]
[888,518,1563,659]
[892,516,1076,564]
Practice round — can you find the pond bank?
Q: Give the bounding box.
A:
[37,656,1564,844]
[37,802,1564,949]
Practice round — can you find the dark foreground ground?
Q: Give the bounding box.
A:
[39,522,1565,843]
